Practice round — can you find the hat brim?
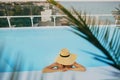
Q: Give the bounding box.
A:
[55,54,77,65]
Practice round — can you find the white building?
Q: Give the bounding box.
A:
[41,9,52,22]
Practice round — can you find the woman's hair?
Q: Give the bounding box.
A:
[63,65,72,68]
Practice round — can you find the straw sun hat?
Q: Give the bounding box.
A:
[55,48,77,65]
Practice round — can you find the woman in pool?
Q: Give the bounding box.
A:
[42,48,86,73]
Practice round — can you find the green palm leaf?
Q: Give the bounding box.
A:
[47,0,120,70]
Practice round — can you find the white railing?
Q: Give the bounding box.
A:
[0,14,119,28]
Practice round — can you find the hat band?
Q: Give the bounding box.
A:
[60,54,70,57]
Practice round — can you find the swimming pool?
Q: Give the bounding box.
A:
[0,26,110,72]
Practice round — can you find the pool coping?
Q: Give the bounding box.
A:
[0,25,119,30]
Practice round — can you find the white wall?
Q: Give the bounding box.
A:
[0,66,119,80]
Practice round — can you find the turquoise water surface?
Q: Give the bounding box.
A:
[0,27,109,72]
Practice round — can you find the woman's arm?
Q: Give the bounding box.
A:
[70,62,86,71]
[42,63,63,73]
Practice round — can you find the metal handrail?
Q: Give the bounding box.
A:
[0,14,119,28]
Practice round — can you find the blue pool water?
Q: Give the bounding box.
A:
[0,27,109,72]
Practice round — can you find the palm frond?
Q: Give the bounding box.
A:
[47,0,120,70]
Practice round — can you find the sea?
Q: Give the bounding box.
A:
[60,1,120,14]
[59,1,120,23]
